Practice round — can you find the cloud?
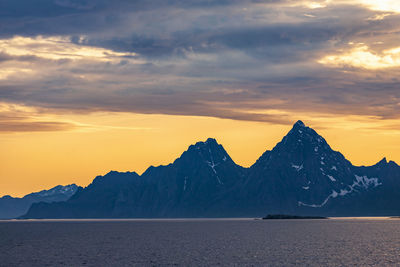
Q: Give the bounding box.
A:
[0,103,76,133]
[0,36,138,61]
[319,45,400,69]
[355,0,400,13]
[0,0,400,128]
[0,120,75,132]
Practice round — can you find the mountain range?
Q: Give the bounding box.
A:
[19,120,400,218]
[0,184,78,219]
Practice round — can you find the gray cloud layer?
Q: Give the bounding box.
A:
[1,0,400,130]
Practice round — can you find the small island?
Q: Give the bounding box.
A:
[262,214,328,220]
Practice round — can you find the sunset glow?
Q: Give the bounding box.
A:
[2,0,400,197]
[0,36,137,61]
[319,45,400,69]
[358,0,400,13]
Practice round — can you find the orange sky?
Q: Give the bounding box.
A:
[2,0,400,197]
[1,111,400,197]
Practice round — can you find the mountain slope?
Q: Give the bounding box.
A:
[318,159,400,216]
[239,120,384,215]
[140,138,246,217]
[20,121,400,218]
[0,184,78,219]
[23,171,142,218]
[23,138,245,218]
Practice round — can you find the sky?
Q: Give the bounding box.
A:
[1,0,400,197]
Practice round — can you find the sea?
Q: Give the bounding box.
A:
[1,218,399,266]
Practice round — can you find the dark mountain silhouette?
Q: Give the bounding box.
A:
[21,121,400,218]
[239,121,388,216]
[0,184,78,219]
[23,139,246,218]
[139,138,246,217]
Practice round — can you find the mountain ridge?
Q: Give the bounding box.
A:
[20,121,400,218]
[0,184,79,219]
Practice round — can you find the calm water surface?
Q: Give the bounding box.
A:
[1,218,400,266]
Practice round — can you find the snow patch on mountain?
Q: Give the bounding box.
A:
[299,190,339,208]
[327,175,336,182]
[291,164,303,171]
[298,174,381,208]
[353,175,381,189]
[183,176,188,191]
[35,184,77,197]
[206,148,223,185]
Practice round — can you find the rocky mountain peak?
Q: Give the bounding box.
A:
[190,138,219,150]
[270,121,331,158]
[293,120,305,128]
[184,138,230,163]
[26,184,78,198]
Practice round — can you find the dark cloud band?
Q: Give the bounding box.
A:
[0,0,400,129]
